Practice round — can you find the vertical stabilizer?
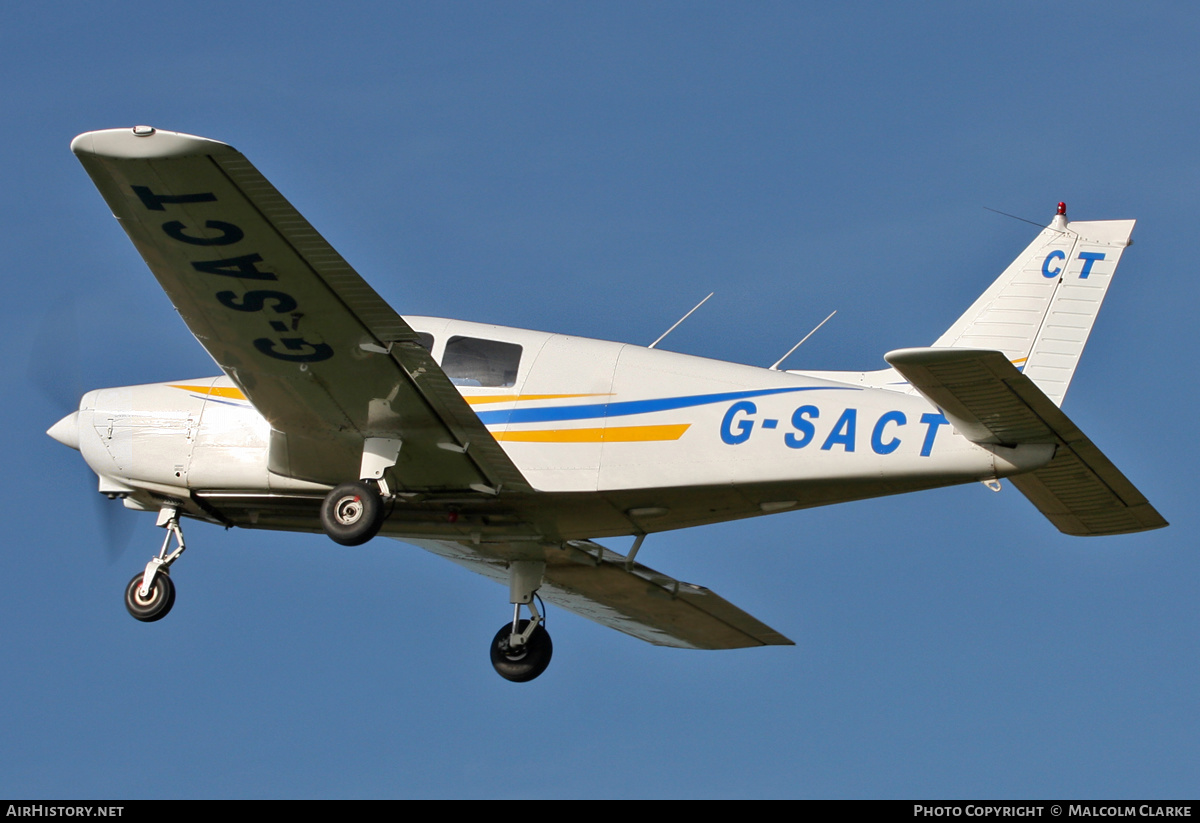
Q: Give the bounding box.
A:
[933,206,1135,406]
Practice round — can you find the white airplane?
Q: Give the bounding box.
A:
[49,126,1166,682]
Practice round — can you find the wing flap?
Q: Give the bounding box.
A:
[885,347,1167,536]
[407,538,794,649]
[73,127,530,493]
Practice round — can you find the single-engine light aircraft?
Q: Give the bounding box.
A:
[50,126,1166,682]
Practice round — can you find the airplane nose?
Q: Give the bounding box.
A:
[47,410,81,451]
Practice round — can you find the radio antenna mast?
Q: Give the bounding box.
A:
[649,292,714,349]
[769,310,837,370]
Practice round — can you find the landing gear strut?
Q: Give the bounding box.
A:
[124,505,186,622]
[490,560,553,682]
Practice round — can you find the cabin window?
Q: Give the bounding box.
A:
[443,336,522,387]
[416,332,434,352]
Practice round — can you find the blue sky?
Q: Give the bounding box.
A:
[3,2,1197,798]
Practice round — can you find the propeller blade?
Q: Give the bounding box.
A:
[92,485,138,564]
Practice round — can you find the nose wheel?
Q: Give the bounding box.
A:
[124,570,175,622]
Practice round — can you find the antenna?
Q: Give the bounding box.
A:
[769,310,837,370]
[648,292,713,349]
[983,205,1069,235]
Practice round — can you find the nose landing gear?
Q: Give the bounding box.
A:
[124,505,186,622]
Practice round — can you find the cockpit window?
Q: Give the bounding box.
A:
[443,336,522,387]
[416,332,434,353]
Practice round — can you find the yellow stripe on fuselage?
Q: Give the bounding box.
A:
[461,393,611,406]
[169,384,247,400]
[492,424,690,443]
[170,386,601,405]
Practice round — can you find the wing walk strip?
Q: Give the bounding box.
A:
[885,347,1167,536]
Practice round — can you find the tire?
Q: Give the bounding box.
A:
[320,481,384,546]
[490,620,553,682]
[124,571,176,623]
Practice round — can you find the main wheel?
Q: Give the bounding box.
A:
[490,620,553,682]
[320,481,384,546]
[124,571,176,623]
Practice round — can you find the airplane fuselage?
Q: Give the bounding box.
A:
[67,316,1052,544]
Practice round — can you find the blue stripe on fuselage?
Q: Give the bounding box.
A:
[475,386,857,425]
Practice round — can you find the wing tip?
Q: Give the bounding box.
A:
[71,126,235,160]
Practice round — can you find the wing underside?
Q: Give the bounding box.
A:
[407,537,793,649]
[72,126,529,494]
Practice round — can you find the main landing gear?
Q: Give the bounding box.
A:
[490,560,553,682]
[319,480,385,546]
[124,505,186,622]
[318,437,400,546]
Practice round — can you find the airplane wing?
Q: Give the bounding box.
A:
[885,347,1167,536]
[406,537,794,649]
[72,127,530,493]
